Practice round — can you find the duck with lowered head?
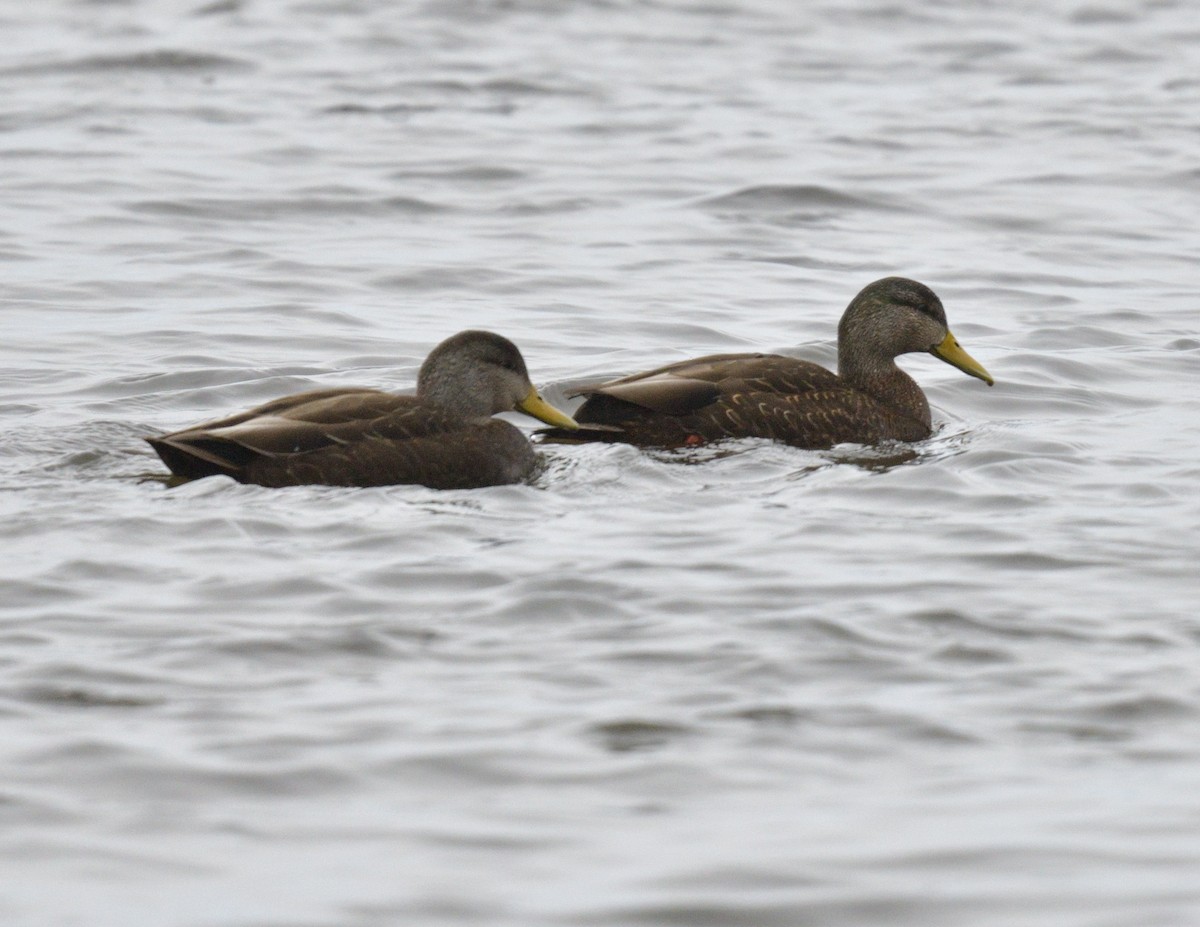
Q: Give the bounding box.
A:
[147,330,578,489]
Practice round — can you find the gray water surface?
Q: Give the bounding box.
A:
[3,2,1200,925]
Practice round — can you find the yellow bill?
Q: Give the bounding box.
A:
[517,386,579,429]
[930,331,994,386]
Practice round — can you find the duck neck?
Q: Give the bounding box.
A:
[838,354,931,431]
[417,371,491,420]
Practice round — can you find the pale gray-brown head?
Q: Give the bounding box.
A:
[837,277,993,386]
[417,330,579,428]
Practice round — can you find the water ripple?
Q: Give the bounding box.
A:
[4,50,254,76]
[3,1,1200,924]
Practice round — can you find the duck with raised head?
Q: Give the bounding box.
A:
[147,330,578,489]
[539,277,993,449]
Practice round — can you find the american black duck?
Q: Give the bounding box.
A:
[147,330,578,489]
[540,277,993,449]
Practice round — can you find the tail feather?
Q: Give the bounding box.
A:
[536,422,625,443]
[145,435,255,480]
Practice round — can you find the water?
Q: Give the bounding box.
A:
[3,1,1200,924]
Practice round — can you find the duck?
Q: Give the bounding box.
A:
[146,330,579,489]
[539,277,992,449]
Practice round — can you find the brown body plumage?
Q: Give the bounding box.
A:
[147,330,578,489]
[540,277,993,449]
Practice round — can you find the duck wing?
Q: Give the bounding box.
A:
[548,353,915,448]
[147,388,536,488]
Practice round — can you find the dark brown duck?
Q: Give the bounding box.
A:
[540,277,993,449]
[147,330,578,489]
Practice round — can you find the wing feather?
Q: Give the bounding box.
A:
[147,389,538,486]
[553,353,921,448]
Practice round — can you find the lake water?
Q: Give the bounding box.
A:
[3,1,1200,925]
